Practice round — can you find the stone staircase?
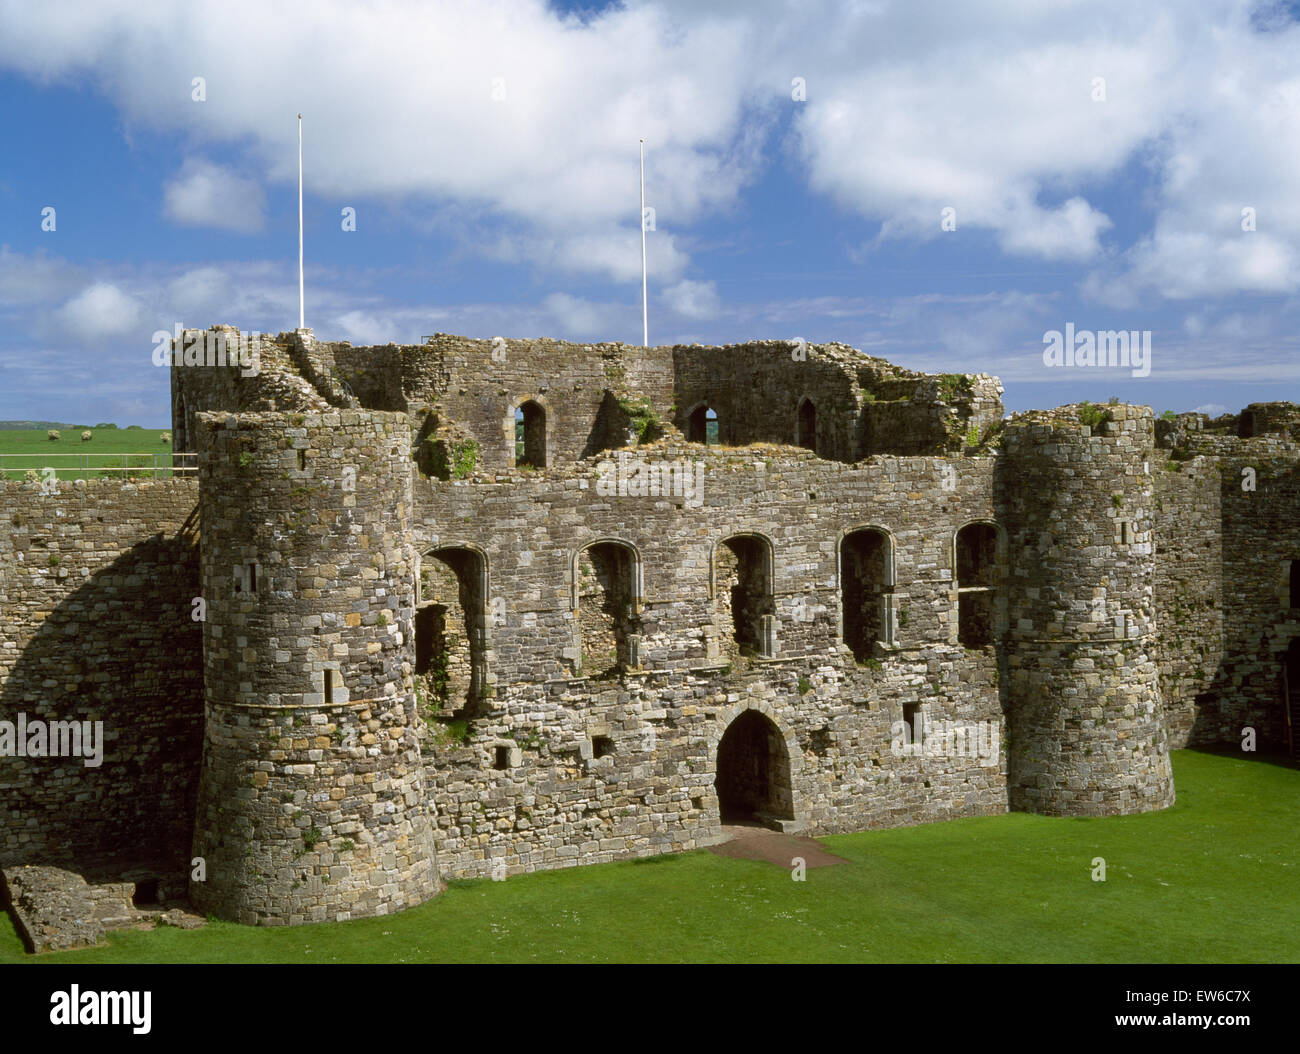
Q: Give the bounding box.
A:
[245,335,333,412]
[283,331,362,408]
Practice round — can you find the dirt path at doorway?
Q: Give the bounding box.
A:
[708,824,847,868]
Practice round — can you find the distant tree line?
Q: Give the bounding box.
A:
[0,421,149,430]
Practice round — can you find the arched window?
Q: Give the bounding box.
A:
[574,540,640,676]
[956,522,998,646]
[796,398,817,452]
[415,546,489,714]
[688,405,719,445]
[716,534,775,657]
[840,528,894,659]
[515,400,546,468]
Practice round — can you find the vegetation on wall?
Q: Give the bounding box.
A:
[937,374,973,402]
[424,437,480,481]
[617,396,663,444]
[1076,401,1112,429]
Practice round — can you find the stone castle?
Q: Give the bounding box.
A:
[2,324,1298,931]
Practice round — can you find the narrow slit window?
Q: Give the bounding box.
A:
[234,562,259,594]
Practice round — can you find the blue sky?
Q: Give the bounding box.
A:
[1,0,1298,427]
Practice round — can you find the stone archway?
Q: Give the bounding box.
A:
[715,709,795,826]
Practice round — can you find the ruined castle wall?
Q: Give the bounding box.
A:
[860,375,1005,457]
[1152,460,1224,747]
[171,327,330,452]
[860,400,949,456]
[332,343,406,409]
[1150,437,1300,750]
[1206,445,1300,745]
[171,332,253,453]
[280,333,407,410]
[998,406,1175,817]
[189,411,438,924]
[425,653,1006,880]
[411,444,1010,879]
[671,343,862,460]
[0,480,202,885]
[401,336,677,472]
[31,316,1300,927]
[216,333,1007,476]
[668,345,1004,460]
[1238,402,1300,440]
[411,444,1000,681]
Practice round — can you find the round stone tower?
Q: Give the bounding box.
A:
[997,404,1174,816]
[190,409,438,924]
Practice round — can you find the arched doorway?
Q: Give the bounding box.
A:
[715,710,794,825]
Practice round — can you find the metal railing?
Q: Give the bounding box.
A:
[0,452,198,480]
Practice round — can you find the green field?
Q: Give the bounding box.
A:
[2,749,1295,963]
[0,428,185,480]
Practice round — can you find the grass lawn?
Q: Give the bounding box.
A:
[0,428,182,480]
[2,749,1295,964]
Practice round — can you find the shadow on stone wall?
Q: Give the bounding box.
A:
[1185,459,1300,751]
[0,532,203,887]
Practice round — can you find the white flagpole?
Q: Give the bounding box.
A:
[298,113,305,330]
[640,138,648,347]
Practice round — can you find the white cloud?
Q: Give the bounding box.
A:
[55,282,143,337]
[485,227,692,285]
[785,5,1186,262]
[1194,403,1228,416]
[165,266,232,314]
[0,0,762,282]
[330,309,405,346]
[662,279,720,320]
[0,0,1297,311]
[152,261,307,331]
[541,293,629,338]
[995,195,1114,262]
[163,159,266,233]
